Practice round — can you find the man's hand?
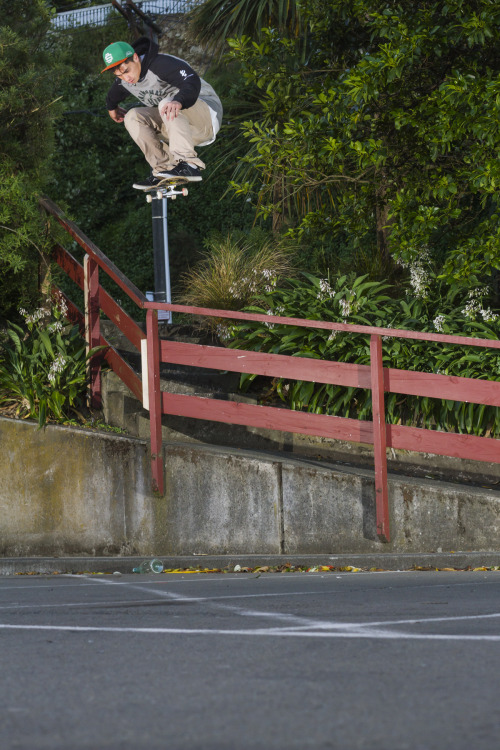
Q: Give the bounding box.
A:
[159,100,182,121]
[108,107,127,123]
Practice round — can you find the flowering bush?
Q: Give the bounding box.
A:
[0,294,103,427]
[226,272,500,437]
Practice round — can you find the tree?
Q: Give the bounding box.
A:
[0,0,65,318]
[188,0,304,51]
[227,0,500,289]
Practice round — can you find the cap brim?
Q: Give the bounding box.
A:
[101,55,130,73]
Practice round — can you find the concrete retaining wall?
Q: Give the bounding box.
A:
[1,417,499,557]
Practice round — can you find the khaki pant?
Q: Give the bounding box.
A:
[123,98,214,172]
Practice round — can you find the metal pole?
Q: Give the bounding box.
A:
[151,194,172,323]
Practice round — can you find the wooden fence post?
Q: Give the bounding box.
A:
[84,254,101,409]
[146,308,164,495]
[370,334,390,542]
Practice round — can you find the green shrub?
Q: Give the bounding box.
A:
[0,1,66,319]
[0,293,102,427]
[226,273,500,436]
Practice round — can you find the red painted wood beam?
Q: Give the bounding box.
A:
[161,340,371,388]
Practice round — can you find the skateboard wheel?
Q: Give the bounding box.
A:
[146,194,153,203]
[182,188,189,196]
[171,194,177,200]
[156,190,163,199]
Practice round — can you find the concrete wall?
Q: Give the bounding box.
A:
[0,417,499,557]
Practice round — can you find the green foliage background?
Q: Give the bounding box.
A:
[1,1,500,438]
[227,0,500,289]
[228,273,500,436]
[0,0,66,319]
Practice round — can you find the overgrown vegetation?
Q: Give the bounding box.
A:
[0,294,102,427]
[226,273,500,436]
[0,0,66,320]
[1,0,499,436]
[188,0,304,51]
[224,0,500,288]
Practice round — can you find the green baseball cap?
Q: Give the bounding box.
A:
[101,41,134,73]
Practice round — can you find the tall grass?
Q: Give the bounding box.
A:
[177,231,296,332]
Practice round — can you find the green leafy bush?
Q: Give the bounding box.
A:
[0,1,66,319]
[226,2,500,287]
[0,294,102,427]
[227,273,500,436]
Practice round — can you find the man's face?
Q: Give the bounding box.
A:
[112,53,141,84]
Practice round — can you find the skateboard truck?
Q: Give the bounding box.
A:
[145,185,189,202]
[143,176,190,203]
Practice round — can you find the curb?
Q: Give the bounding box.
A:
[1,552,499,575]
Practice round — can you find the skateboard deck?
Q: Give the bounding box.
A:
[143,176,190,201]
[143,176,190,190]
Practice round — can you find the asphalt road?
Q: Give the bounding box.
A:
[0,570,499,750]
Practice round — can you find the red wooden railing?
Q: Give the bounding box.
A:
[40,197,500,542]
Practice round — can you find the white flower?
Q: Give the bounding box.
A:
[433,314,446,332]
[22,307,45,325]
[339,298,351,319]
[318,278,335,301]
[468,288,483,300]
[217,323,238,342]
[261,269,276,280]
[55,294,68,319]
[462,290,483,319]
[409,264,430,298]
[48,354,67,384]
[397,248,431,298]
[480,308,498,323]
[47,321,64,333]
[264,309,275,329]
[382,324,394,342]
[327,330,337,342]
[462,299,480,319]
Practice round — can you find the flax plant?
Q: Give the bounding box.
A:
[177,231,295,335]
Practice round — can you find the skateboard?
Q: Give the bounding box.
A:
[143,176,190,202]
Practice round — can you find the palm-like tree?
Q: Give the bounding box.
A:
[188,0,303,49]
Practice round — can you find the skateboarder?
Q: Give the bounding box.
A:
[101,37,222,190]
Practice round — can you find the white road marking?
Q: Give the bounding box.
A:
[1,572,499,641]
[0,622,499,641]
[80,576,342,630]
[350,611,500,628]
[77,574,500,633]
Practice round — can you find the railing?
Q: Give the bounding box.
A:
[52,0,194,28]
[40,197,500,543]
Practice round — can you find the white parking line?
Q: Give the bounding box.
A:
[2,572,499,641]
[0,622,499,641]
[0,589,346,611]
[78,574,500,634]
